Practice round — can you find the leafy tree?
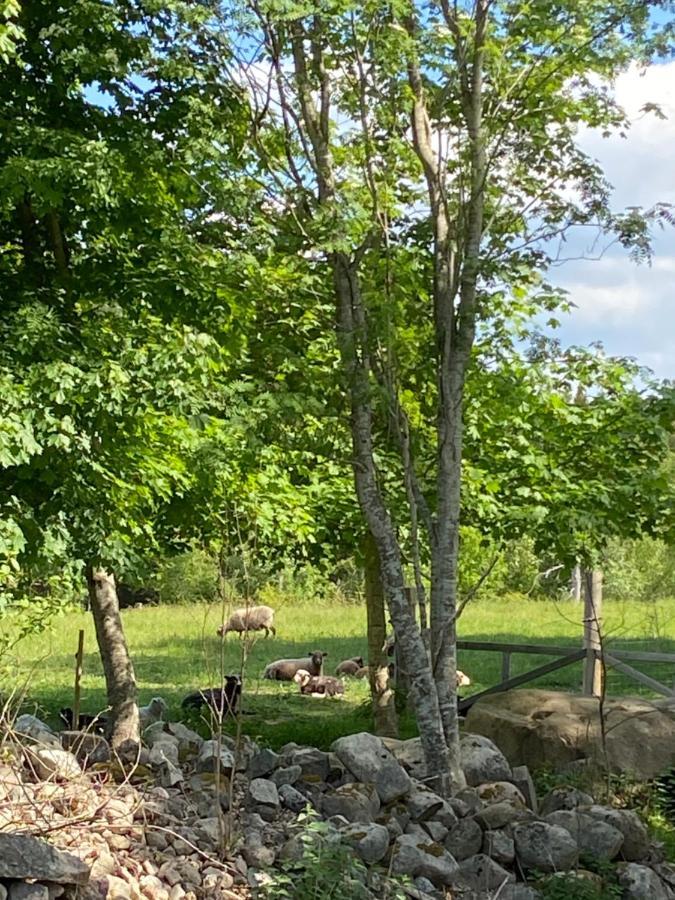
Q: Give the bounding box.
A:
[224,0,675,787]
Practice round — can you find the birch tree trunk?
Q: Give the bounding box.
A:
[363,532,398,738]
[86,567,140,748]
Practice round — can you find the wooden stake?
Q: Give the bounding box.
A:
[582,569,603,697]
[73,629,85,730]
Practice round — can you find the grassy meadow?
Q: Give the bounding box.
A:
[4,595,674,750]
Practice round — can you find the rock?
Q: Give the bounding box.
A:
[287,748,331,782]
[167,722,203,752]
[8,885,50,900]
[248,778,280,811]
[59,731,110,764]
[513,821,578,873]
[482,830,515,866]
[321,782,380,823]
[423,820,448,843]
[511,765,539,813]
[31,748,81,780]
[331,732,412,803]
[545,810,624,860]
[406,789,444,822]
[195,816,223,847]
[465,689,675,779]
[241,831,275,869]
[540,786,594,816]
[412,876,439,897]
[278,783,308,813]
[14,714,56,740]
[149,741,180,768]
[453,853,515,892]
[196,741,234,776]
[499,886,543,900]
[159,758,184,788]
[476,781,526,807]
[446,818,483,861]
[475,800,534,830]
[381,737,428,781]
[249,748,280,779]
[453,787,483,815]
[583,805,650,861]
[653,864,675,893]
[270,765,302,787]
[341,823,391,864]
[390,834,459,887]
[434,801,458,830]
[460,734,512,786]
[0,889,6,900]
[617,863,672,900]
[0,834,90,884]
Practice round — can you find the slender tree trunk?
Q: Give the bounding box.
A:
[363,532,398,737]
[86,567,140,748]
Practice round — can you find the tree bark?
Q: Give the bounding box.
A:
[363,532,398,737]
[86,567,140,748]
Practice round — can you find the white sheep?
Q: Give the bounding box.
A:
[263,650,327,681]
[217,604,276,638]
[293,669,344,698]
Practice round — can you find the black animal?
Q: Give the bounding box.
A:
[181,676,242,717]
[59,708,108,735]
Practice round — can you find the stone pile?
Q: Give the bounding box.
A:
[1,712,673,900]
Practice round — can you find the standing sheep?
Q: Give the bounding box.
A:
[217,604,276,638]
[293,669,344,698]
[263,650,327,681]
[335,656,365,677]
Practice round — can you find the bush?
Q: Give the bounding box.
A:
[153,549,219,604]
[603,537,675,603]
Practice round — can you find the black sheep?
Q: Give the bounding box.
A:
[59,708,108,735]
[181,675,242,717]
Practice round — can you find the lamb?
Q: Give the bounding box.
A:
[293,669,344,698]
[335,656,365,677]
[217,604,276,638]
[263,650,327,681]
[140,697,168,729]
[182,675,242,717]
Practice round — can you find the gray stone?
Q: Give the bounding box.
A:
[453,853,515,892]
[196,740,234,776]
[288,747,331,782]
[14,714,56,740]
[59,731,110,764]
[249,748,281,779]
[0,888,6,900]
[460,734,512,787]
[475,800,535,830]
[511,765,539,813]
[423,820,448,843]
[482,829,515,866]
[143,722,173,747]
[412,876,438,896]
[331,732,412,803]
[445,818,483,861]
[653,864,675,892]
[390,834,459,887]
[167,721,203,751]
[159,757,184,788]
[32,748,81,780]
[539,786,594,816]
[248,778,280,809]
[342,823,390,864]
[453,787,483,814]
[406,789,444,822]
[270,765,302,787]
[321,782,380,823]
[617,863,672,900]
[8,885,49,900]
[434,800,459,830]
[241,831,275,869]
[381,736,428,781]
[278,783,308,813]
[406,822,431,840]
[545,809,624,860]
[449,798,472,818]
[0,834,90,884]
[513,821,579,873]
[499,886,543,900]
[583,805,650,861]
[476,781,526,807]
[149,740,180,768]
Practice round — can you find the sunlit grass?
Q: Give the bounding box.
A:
[3,595,674,750]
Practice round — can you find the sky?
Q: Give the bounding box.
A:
[544,60,675,382]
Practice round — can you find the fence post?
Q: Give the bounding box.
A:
[501,652,511,682]
[582,569,603,697]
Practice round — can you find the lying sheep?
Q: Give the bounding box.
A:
[263,650,327,681]
[59,708,108,735]
[182,676,242,717]
[217,604,276,638]
[335,656,365,677]
[293,669,344,698]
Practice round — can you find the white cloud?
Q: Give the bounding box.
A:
[547,61,675,380]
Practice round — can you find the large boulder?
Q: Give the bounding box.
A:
[331,733,411,803]
[513,821,578,873]
[390,834,459,886]
[0,834,90,884]
[465,689,675,779]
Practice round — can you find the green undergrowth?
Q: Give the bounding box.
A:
[2,596,674,752]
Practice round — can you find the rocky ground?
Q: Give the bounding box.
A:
[1,711,674,900]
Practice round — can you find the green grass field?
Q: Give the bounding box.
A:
[5,595,674,751]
